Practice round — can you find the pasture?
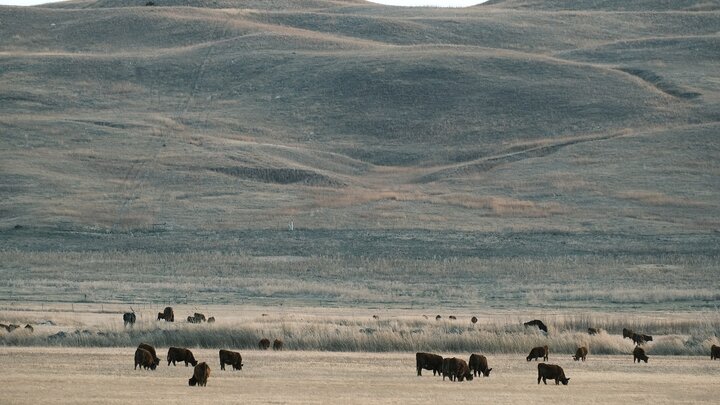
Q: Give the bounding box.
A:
[1,347,718,404]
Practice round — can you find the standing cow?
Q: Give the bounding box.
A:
[537,363,570,385]
[219,349,243,371]
[273,339,284,351]
[416,352,443,376]
[527,345,549,361]
[468,353,492,377]
[711,344,720,360]
[259,338,270,350]
[633,347,649,363]
[524,319,548,333]
[123,309,136,327]
[157,306,174,322]
[134,348,157,370]
[188,362,211,386]
[445,358,473,382]
[167,347,198,367]
[573,347,588,361]
[137,343,160,367]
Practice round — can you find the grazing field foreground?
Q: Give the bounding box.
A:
[1,347,718,404]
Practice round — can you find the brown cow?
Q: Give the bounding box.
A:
[24,324,33,333]
[162,307,174,322]
[537,363,570,385]
[587,328,598,335]
[137,343,160,367]
[188,362,211,386]
[446,358,473,382]
[573,347,588,361]
[187,315,201,323]
[527,345,549,361]
[449,315,457,320]
[416,352,443,376]
[623,328,634,339]
[711,344,720,360]
[193,313,206,322]
[273,339,284,351]
[471,316,478,324]
[524,319,548,333]
[468,353,492,377]
[259,338,270,350]
[134,348,157,370]
[219,349,243,371]
[632,333,653,345]
[633,347,649,363]
[167,347,198,367]
[207,317,215,323]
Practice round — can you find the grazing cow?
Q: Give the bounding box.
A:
[632,333,653,345]
[471,316,478,324]
[373,315,379,320]
[259,338,270,350]
[157,312,165,321]
[527,345,549,361]
[573,347,588,361]
[446,358,473,382]
[449,315,457,320]
[167,347,198,367]
[537,363,570,385]
[193,313,206,322]
[711,344,720,360]
[137,343,160,367]
[273,339,284,351]
[623,328,634,339]
[134,348,157,370]
[633,347,649,363]
[123,312,136,327]
[416,352,443,376]
[0,323,8,332]
[588,328,598,335]
[524,320,548,333]
[436,315,442,321]
[2,324,20,332]
[207,317,215,323]
[441,357,452,380]
[468,353,492,377]
[187,315,201,324]
[188,362,211,386]
[24,324,33,333]
[162,307,174,322]
[219,349,243,371]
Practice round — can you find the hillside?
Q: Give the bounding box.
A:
[0,0,718,308]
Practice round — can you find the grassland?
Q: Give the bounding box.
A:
[1,347,719,404]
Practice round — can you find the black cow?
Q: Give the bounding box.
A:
[527,345,549,361]
[524,319,548,333]
[468,353,492,377]
[123,312,136,327]
[537,363,569,385]
[416,352,443,376]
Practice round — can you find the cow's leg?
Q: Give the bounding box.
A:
[542,376,547,385]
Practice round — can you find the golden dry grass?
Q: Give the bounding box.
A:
[1,347,718,404]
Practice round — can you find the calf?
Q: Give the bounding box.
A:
[633,346,649,363]
[527,345,549,361]
[134,348,157,370]
[167,347,198,367]
[573,347,588,361]
[273,339,284,351]
[259,338,271,350]
[711,344,720,360]
[188,362,211,386]
[537,363,569,385]
[416,352,443,376]
[219,349,243,371]
[468,353,492,377]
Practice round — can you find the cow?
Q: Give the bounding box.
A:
[446,358,473,382]
[416,352,443,376]
[373,315,380,320]
[187,315,201,324]
[449,315,457,320]
[157,312,165,321]
[632,333,653,345]
[573,347,588,361]
[219,349,243,371]
[435,315,442,321]
[207,317,215,323]
[588,328,598,335]
[273,339,284,351]
[188,362,211,386]
[524,319,548,333]
[468,353,492,377]
[193,313,206,322]
[259,338,270,350]
[24,324,33,333]
[167,347,198,367]
[134,348,157,370]
[161,307,174,322]
[623,328,634,339]
[441,357,452,380]
[0,323,8,332]
[123,312,136,327]
[137,343,160,367]
[711,344,720,360]
[471,316,478,324]
[633,346,649,363]
[537,363,570,385]
[527,345,549,361]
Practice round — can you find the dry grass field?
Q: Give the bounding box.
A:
[1,347,719,404]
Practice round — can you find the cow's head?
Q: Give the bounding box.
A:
[560,377,570,385]
[482,368,492,377]
[190,359,198,367]
[465,372,474,381]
